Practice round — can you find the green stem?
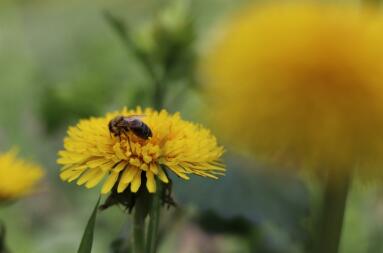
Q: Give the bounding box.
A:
[105,11,171,253]
[363,0,381,6]
[103,11,158,83]
[145,179,163,253]
[314,171,351,253]
[153,79,165,110]
[133,199,146,253]
[0,222,9,253]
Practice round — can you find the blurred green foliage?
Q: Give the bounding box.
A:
[0,0,382,253]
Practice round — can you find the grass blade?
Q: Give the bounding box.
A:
[78,197,101,253]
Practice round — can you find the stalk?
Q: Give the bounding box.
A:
[132,198,147,253]
[0,222,9,253]
[105,13,170,253]
[362,0,381,6]
[314,171,351,253]
[145,70,166,253]
[145,179,163,253]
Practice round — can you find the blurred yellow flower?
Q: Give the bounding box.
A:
[0,150,44,201]
[58,107,225,194]
[203,4,383,178]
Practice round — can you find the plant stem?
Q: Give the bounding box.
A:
[314,171,351,253]
[153,79,164,111]
[363,0,381,6]
[133,198,147,253]
[103,11,158,83]
[0,222,9,253]
[145,54,166,253]
[145,179,163,253]
[105,11,170,253]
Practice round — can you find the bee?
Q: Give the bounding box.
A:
[108,115,152,140]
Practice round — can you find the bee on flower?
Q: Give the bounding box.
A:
[58,107,225,208]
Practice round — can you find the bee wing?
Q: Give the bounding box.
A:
[124,115,146,122]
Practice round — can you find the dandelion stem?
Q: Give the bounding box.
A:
[145,179,162,253]
[314,171,351,253]
[0,222,9,253]
[363,0,381,6]
[103,11,158,83]
[133,198,147,253]
[153,79,165,110]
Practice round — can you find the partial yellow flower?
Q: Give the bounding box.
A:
[0,150,44,201]
[58,107,225,194]
[203,3,383,178]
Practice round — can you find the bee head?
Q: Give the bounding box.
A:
[108,120,116,134]
[109,116,124,136]
[108,120,115,133]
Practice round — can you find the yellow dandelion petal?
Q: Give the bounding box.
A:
[149,163,159,174]
[68,170,86,183]
[157,165,169,183]
[120,166,139,184]
[77,169,99,186]
[57,107,225,193]
[98,160,116,172]
[129,158,141,167]
[146,170,156,193]
[60,168,83,181]
[140,164,148,171]
[117,181,129,193]
[113,161,128,173]
[57,157,77,165]
[113,143,128,160]
[85,169,107,189]
[143,155,152,164]
[86,158,109,169]
[101,171,120,194]
[165,165,190,180]
[131,170,142,193]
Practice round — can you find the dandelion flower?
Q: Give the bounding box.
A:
[0,150,44,202]
[203,3,383,178]
[58,107,225,194]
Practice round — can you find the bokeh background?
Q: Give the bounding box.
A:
[0,0,382,252]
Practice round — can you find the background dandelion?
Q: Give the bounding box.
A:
[204,4,383,178]
[203,3,383,253]
[0,149,44,253]
[0,149,43,202]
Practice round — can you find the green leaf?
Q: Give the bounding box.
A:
[78,197,101,253]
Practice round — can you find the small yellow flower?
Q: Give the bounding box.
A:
[0,150,44,201]
[203,3,383,178]
[58,107,225,194]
